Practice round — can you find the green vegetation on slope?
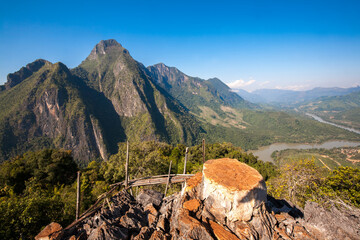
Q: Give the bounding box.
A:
[147,63,254,118]
[0,149,78,239]
[0,142,277,239]
[272,146,360,169]
[267,159,360,208]
[201,109,360,151]
[73,40,205,147]
[2,142,360,239]
[0,60,117,165]
[1,39,359,167]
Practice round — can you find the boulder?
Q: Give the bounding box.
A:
[177,209,213,240]
[304,201,360,240]
[87,222,128,240]
[136,189,164,208]
[35,222,63,240]
[201,158,267,223]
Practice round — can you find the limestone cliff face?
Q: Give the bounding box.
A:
[40,158,358,240]
[0,61,117,164]
[0,40,205,164]
[5,59,49,90]
[73,39,204,145]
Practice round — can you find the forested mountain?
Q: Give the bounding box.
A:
[147,63,254,115]
[0,40,204,165]
[72,40,204,148]
[0,60,111,165]
[0,39,359,165]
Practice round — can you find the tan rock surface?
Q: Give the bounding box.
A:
[203,158,264,191]
[202,158,267,222]
[35,222,63,240]
[209,220,239,240]
[184,172,202,192]
[183,199,201,212]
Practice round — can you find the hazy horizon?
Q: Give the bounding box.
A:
[1,0,360,92]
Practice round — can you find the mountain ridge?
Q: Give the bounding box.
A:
[73,40,205,145]
[0,39,359,165]
[147,62,254,116]
[237,86,360,105]
[0,60,114,164]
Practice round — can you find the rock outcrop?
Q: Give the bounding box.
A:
[5,59,49,90]
[39,158,360,240]
[35,222,63,240]
[201,158,267,222]
[304,200,360,240]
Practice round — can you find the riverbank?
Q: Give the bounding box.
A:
[249,113,360,163]
[249,141,360,163]
[306,113,360,135]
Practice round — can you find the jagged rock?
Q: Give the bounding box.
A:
[176,209,213,240]
[201,158,267,223]
[144,204,158,215]
[47,159,360,240]
[5,59,48,89]
[304,200,360,240]
[156,215,167,232]
[209,220,239,240]
[87,222,128,240]
[183,199,201,212]
[133,226,153,240]
[149,230,169,240]
[35,222,63,240]
[231,221,256,240]
[119,207,147,229]
[136,189,164,208]
[144,203,159,226]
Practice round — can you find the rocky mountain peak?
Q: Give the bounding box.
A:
[88,39,127,60]
[5,59,51,89]
[148,63,188,85]
[153,63,169,71]
[152,63,180,74]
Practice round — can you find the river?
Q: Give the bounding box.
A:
[250,140,360,163]
[249,113,360,163]
[306,113,360,135]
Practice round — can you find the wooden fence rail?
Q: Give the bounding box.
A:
[110,173,194,188]
[65,173,193,231]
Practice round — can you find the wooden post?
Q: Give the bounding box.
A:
[76,171,81,220]
[183,147,189,174]
[125,141,129,187]
[164,160,173,196]
[202,139,205,163]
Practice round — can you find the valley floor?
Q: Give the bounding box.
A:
[272,146,360,169]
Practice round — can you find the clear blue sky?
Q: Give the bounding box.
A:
[1,0,360,91]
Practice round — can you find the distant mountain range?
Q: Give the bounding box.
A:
[1,39,358,165]
[237,87,360,105]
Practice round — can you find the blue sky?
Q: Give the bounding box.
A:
[1,0,360,91]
